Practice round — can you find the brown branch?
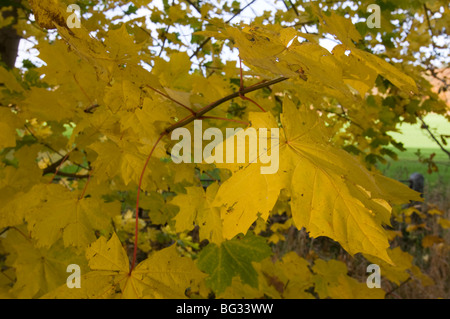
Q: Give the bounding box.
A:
[292,20,316,28]
[189,37,211,59]
[0,0,21,69]
[426,67,449,90]
[84,103,100,113]
[417,114,450,159]
[24,124,91,172]
[0,227,9,237]
[78,171,92,199]
[11,226,31,242]
[48,150,72,183]
[42,156,90,179]
[200,115,249,126]
[0,268,14,283]
[164,76,290,134]
[286,0,299,17]
[321,109,364,130]
[158,26,170,57]
[49,171,91,179]
[73,74,94,105]
[144,85,196,115]
[239,57,266,112]
[130,132,167,274]
[24,124,61,155]
[184,0,202,15]
[385,277,412,298]
[189,0,257,59]
[201,170,219,182]
[423,4,444,62]
[225,0,257,23]
[423,4,434,37]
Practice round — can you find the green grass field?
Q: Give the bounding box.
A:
[377,113,450,192]
[377,148,449,187]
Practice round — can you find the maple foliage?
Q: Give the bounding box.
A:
[0,0,449,299]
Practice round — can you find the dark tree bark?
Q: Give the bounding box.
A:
[0,0,22,69]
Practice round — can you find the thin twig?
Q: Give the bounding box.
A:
[0,227,10,236]
[78,170,92,200]
[427,67,449,90]
[0,269,14,283]
[239,57,266,112]
[130,132,167,274]
[11,226,31,242]
[423,4,434,37]
[24,124,61,156]
[417,114,450,159]
[287,0,299,17]
[189,0,257,59]
[184,0,202,15]
[84,103,100,113]
[164,76,289,134]
[189,37,211,59]
[225,0,257,24]
[48,150,73,184]
[321,109,364,130]
[73,74,93,105]
[385,277,412,297]
[158,26,170,57]
[42,156,90,179]
[201,170,219,183]
[24,124,90,172]
[50,171,90,179]
[200,115,249,126]
[144,85,196,115]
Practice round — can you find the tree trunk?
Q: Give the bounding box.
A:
[0,0,22,69]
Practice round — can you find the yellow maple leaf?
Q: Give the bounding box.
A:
[24,184,119,249]
[0,145,43,229]
[364,247,413,285]
[0,66,24,92]
[3,226,87,299]
[352,48,418,94]
[220,251,314,299]
[259,252,314,299]
[43,233,206,299]
[318,10,362,48]
[438,217,450,229]
[213,163,282,240]
[88,137,166,189]
[213,97,421,263]
[312,259,385,299]
[28,0,67,29]
[422,235,444,248]
[332,44,378,98]
[172,183,223,244]
[327,274,385,299]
